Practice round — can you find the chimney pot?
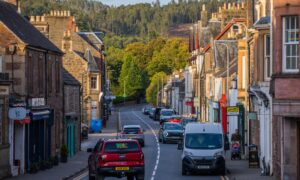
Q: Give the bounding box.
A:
[237,4,240,10]
[50,10,54,16]
[202,4,206,11]
[54,11,57,16]
[36,16,41,22]
[223,3,227,9]
[30,16,35,22]
[41,16,45,22]
[218,7,222,13]
[242,2,245,9]
[228,3,231,9]
[67,11,70,16]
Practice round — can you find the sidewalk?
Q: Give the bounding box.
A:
[226,153,275,180]
[7,110,119,180]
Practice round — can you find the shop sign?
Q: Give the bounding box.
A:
[227,106,239,116]
[9,107,26,120]
[248,112,257,120]
[29,98,45,107]
[0,86,9,95]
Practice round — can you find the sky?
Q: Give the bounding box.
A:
[99,0,172,7]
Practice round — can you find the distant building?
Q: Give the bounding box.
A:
[30,11,106,127]
[0,0,63,177]
[62,69,81,158]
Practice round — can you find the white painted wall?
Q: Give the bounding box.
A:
[228,89,238,142]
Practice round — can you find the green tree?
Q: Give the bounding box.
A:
[146,72,167,105]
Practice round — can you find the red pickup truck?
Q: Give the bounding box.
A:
[88,139,145,180]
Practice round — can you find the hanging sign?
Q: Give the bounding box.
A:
[9,107,27,120]
[227,106,239,116]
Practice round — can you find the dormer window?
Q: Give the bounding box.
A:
[90,76,97,90]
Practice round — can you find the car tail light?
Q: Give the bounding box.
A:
[121,132,127,134]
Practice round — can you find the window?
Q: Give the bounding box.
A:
[283,16,299,73]
[38,55,44,94]
[265,34,271,79]
[90,76,97,90]
[55,58,60,93]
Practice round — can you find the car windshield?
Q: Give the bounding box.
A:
[185,133,223,149]
[104,142,139,153]
[124,127,140,134]
[164,123,183,130]
[161,110,174,116]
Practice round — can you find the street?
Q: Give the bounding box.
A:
[74,105,224,180]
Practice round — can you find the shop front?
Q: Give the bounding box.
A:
[25,108,53,172]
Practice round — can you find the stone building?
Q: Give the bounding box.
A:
[271,0,300,179]
[30,11,106,127]
[0,0,63,177]
[62,69,81,158]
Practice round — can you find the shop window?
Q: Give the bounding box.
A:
[264,34,271,79]
[283,16,299,73]
[90,76,97,90]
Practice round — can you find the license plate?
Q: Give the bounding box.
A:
[197,165,210,169]
[115,167,129,171]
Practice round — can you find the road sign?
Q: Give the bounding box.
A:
[227,106,239,116]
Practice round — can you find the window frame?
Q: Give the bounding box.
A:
[90,75,98,90]
[282,16,299,73]
[264,34,271,80]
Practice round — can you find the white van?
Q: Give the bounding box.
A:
[178,123,226,175]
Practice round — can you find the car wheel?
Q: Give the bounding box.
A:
[88,170,95,180]
[127,175,134,180]
[95,174,105,180]
[182,163,187,176]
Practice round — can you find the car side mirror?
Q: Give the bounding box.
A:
[87,148,93,153]
[177,140,183,150]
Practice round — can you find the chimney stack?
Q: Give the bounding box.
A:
[4,0,20,13]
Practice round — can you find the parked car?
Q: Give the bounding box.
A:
[159,109,176,123]
[81,123,89,139]
[178,123,226,175]
[142,106,152,115]
[159,122,184,144]
[166,115,182,124]
[181,117,197,128]
[149,108,155,119]
[88,139,145,180]
[119,125,145,147]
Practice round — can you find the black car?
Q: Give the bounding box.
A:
[159,122,184,143]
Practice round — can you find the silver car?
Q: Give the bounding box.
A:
[119,125,145,147]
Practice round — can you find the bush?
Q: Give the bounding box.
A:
[112,96,134,104]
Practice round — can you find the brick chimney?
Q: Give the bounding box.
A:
[4,0,20,13]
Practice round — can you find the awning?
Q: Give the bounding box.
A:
[31,110,51,121]
[14,117,31,124]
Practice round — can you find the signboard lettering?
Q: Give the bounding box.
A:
[227,106,239,116]
[9,107,26,120]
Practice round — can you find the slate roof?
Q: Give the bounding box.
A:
[0,1,62,54]
[77,32,104,51]
[254,16,270,29]
[73,50,100,72]
[62,68,81,86]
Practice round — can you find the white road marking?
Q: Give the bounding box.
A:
[225,175,230,180]
[73,171,88,180]
[133,112,160,180]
